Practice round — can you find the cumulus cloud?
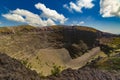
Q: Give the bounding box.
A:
[63,4,73,12]
[2,3,67,27]
[100,0,120,17]
[64,0,95,13]
[2,9,52,26]
[35,3,67,24]
[2,13,25,22]
[46,18,56,26]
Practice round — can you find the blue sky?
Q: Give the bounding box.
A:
[0,0,120,34]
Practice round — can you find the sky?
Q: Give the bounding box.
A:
[0,0,120,34]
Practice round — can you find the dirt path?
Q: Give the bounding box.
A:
[66,47,101,69]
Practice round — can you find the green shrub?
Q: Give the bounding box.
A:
[21,60,32,69]
[51,64,62,76]
[21,60,28,66]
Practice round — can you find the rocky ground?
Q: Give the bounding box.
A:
[47,67,120,80]
[0,53,120,80]
[0,53,41,80]
[0,25,120,80]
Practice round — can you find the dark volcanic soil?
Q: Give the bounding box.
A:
[47,67,120,80]
[0,53,41,80]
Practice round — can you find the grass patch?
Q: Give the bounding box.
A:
[51,64,64,76]
[95,57,120,70]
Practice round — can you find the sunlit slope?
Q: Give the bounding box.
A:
[0,25,117,75]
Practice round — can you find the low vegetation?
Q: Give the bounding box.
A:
[21,59,32,69]
[51,64,63,76]
[91,57,120,70]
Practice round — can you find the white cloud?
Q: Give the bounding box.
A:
[64,0,95,13]
[71,21,85,25]
[2,3,67,27]
[2,8,52,27]
[79,21,85,25]
[35,3,68,24]
[0,22,2,24]
[2,13,25,22]
[63,4,73,12]
[46,18,56,26]
[100,0,120,17]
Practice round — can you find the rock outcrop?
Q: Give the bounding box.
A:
[0,53,41,80]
